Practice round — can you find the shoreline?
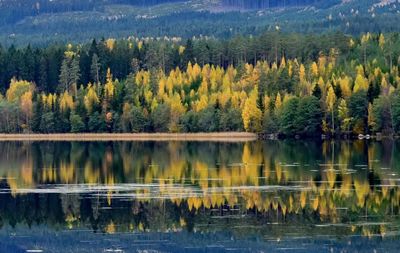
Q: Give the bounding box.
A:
[0,132,258,142]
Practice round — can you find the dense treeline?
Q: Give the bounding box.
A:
[0,32,400,137]
[0,32,349,93]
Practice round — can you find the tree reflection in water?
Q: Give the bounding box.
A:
[0,140,399,241]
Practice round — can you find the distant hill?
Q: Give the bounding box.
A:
[0,0,399,46]
[0,0,187,25]
[221,0,337,9]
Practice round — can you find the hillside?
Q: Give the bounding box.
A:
[221,0,335,9]
[0,0,399,45]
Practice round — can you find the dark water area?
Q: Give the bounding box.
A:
[0,140,399,252]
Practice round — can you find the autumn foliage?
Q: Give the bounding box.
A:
[0,33,399,136]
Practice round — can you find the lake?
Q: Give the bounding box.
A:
[0,140,399,252]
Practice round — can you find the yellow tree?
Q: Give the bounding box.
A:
[326,86,336,133]
[339,76,352,98]
[194,95,209,112]
[106,38,116,51]
[353,73,369,92]
[84,85,100,114]
[104,68,115,98]
[6,79,33,103]
[338,99,350,132]
[103,68,115,113]
[279,56,286,69]
[379,33,385,50]
[368,103,375,131]
[263,95,271,112]
[242,87,262,132]
[311,62,319,78]
[299,64,306,82]
[178,46,185,55]
[168,93,186,132]
[275,92,282,111]
[20,91,33,131]
[59,91,74,113]
[349,38,355,48]
[6,79,34,131]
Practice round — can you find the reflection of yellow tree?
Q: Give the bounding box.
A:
[0,141,399,237]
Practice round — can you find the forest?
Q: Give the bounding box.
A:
[1,0,400,46]
[0,32,400,137]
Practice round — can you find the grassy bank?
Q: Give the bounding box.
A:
[0,132,258,142]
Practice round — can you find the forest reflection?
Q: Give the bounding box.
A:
[0,140,399,240]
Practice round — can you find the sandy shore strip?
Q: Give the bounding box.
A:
[0,132,258,142]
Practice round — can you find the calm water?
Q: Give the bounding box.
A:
[0,140,400,252]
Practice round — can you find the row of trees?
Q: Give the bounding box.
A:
[0,32,351,93]
[0,32,400,136]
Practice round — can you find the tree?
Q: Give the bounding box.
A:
[181,110,199,132]
[6,79,32,103]
[121,102,133,132]
[296,96,322,136]
[20,90,33,131]
[197,106,219,132]
[168,93,186,132]
[312,84,322,99]
[371,96,393,134]
[220,108,243,131]
[59,51,80,94]
[84,85,100,114]
[151,104,170,132]
[353,73,369,92]
[59,91,74,113]
[242,88,262,132]
[348,91,368,134]
[130,106,149,132]
[392,94,400,134]
[70,113,85,133]
[182,39,194,67]
[280,97,299,136]
[39,112,55,133]
[31,98,43,132]
[104,68,115,98]
[90,53,100,84]
[361,33,371,66]
[338,99,351,132]
[88,111,106,132]
[326,86,336,134]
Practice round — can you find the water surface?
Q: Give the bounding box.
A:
[0,140,399,252]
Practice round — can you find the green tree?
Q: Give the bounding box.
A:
[348,91,368,134]
[70,113,85,133]
[39,112,55,133]
[130,106,149,132]
[151,104,171,132]
[280,97,300,136]
[220,108,243,131]
[59,51,80,94]
[391,94,400,134]
[296,96,322,136]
